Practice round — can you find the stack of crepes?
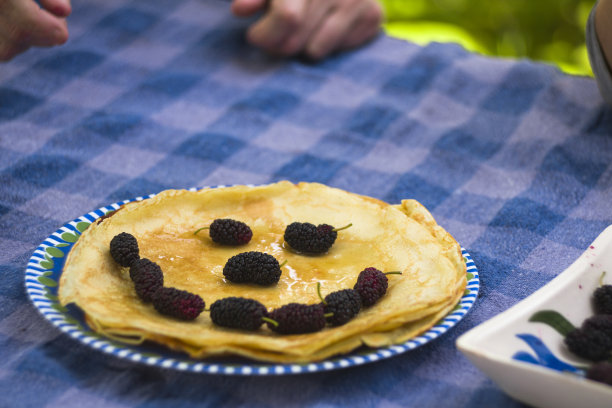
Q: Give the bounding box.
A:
[59,181,467,363]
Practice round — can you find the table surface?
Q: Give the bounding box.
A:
[2,0,612,407]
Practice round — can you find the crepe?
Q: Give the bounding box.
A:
[59,181,466,363]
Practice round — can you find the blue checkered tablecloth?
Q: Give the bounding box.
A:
[1,0,611,407]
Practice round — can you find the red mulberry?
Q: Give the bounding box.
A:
[152,287,205,321]
[196,219,252,246]
[266,303,326,334]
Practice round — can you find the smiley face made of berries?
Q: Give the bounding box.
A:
[109,216,401,334]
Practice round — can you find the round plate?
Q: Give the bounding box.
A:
[25,189,479,375]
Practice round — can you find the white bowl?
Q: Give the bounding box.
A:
[457,225,612,408]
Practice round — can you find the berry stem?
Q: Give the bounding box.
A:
[193,227,210,235]
[316,282,327,305]
[384,271,402,275]
[279,260,288,268]
[600,271,607,287]
[324,312,334,318]
[261,317,279,327]
[333,223,352,232]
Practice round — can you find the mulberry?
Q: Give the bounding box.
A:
[129,258,164,302]
[152,287,205,321]
[223,251,282,285]
[266,303,326,334]
[593,284,612,315]
[353,267,401,307]
[582,314,612,339]
[283,222,351,254]
[564,327,612,361]
[319,285,362,326]
[109,232,139,267]
[586,361,612,386]
[195,219,252,246]
[209,297,268,331]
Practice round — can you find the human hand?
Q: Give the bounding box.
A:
[596,0,612,69]
[231,0,383,60]
[0,0,71,61]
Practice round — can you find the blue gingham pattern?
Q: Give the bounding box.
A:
[2,0,612,406]
[24,191,479,376]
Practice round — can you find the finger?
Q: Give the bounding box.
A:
[340,23,380,50]
[231,0,268,17]
[20,1,69,47]
[339,7,382,50]
[39,0,72,18]
[247,0,306,52]
[304,9,355,59]
[276,0,334,55]
[306,1,382,59]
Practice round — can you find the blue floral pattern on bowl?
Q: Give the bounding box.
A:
[513,333,582,374]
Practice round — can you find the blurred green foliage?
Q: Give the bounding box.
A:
[379,0,596,76]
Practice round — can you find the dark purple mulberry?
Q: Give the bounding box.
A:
[203,219,252,246]
[593,285,612,315]
[210,297,268,331]
[564,327,612,361]
[152,287,205,321]
[586,361,612,386]
[266,303,326,334]
[353,267,389,307]
[323,289,362,326]
[582,314,612,339]
[223,251,282,285]
[129,258,164,302]
[109,232,139,267]
[284,222,351,254]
